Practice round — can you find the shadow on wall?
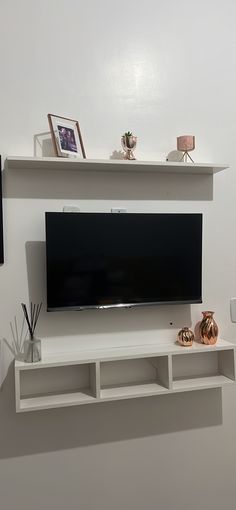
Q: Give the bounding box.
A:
[34,132,55,157]
[3,167,213,201]
[0,363,223,460]
[25,241,192,339]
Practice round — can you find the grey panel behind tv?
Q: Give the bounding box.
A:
[0,156,4,263]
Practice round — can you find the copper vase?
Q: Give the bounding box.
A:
[199,311,218,345]
[178,327,194,347]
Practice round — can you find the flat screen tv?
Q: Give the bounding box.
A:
[45,212,202,311]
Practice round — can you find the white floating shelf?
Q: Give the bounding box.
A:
[15,339,235,412]
[5,156,228,175]
[14,339,235,368]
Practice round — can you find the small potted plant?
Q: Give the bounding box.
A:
[121,131,137,160]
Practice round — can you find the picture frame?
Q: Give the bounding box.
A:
[47,114,86,158]
[0,156,4,263]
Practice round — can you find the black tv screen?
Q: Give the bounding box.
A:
[45,212,202,311]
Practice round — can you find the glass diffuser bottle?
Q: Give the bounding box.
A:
[21,302,42,363]
[24,336,41,363]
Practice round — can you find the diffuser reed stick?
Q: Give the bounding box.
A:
[21,302,42,341]
[21,302,42,362]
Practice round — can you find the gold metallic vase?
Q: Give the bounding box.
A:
[199,311,218,345]
[178,327,194,347]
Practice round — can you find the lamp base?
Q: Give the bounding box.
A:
[180,151,194,163]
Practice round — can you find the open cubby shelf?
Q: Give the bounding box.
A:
[15,339,235,412]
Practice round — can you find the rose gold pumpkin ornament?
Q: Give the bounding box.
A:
[199,311,218,345]
[178,327,194,347]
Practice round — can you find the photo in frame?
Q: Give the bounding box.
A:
[48,114,86,158]
[0,156,4,263]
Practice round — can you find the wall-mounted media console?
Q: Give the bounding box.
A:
[15,339,235,412]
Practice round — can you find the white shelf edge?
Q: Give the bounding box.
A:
[5,156,229,175]
[15,339,235,370]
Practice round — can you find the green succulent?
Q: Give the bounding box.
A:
[124,131,133,137]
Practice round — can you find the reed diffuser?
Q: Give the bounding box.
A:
[21,302,42,362]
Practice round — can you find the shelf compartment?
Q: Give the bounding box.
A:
[100,382,169,401]
[19,390,96,412]
[100,356,170,400]
[17,363,98,412]
[172,349,235,391]
[172,374,233,392]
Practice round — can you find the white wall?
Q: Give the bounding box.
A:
[1,1,236,509]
